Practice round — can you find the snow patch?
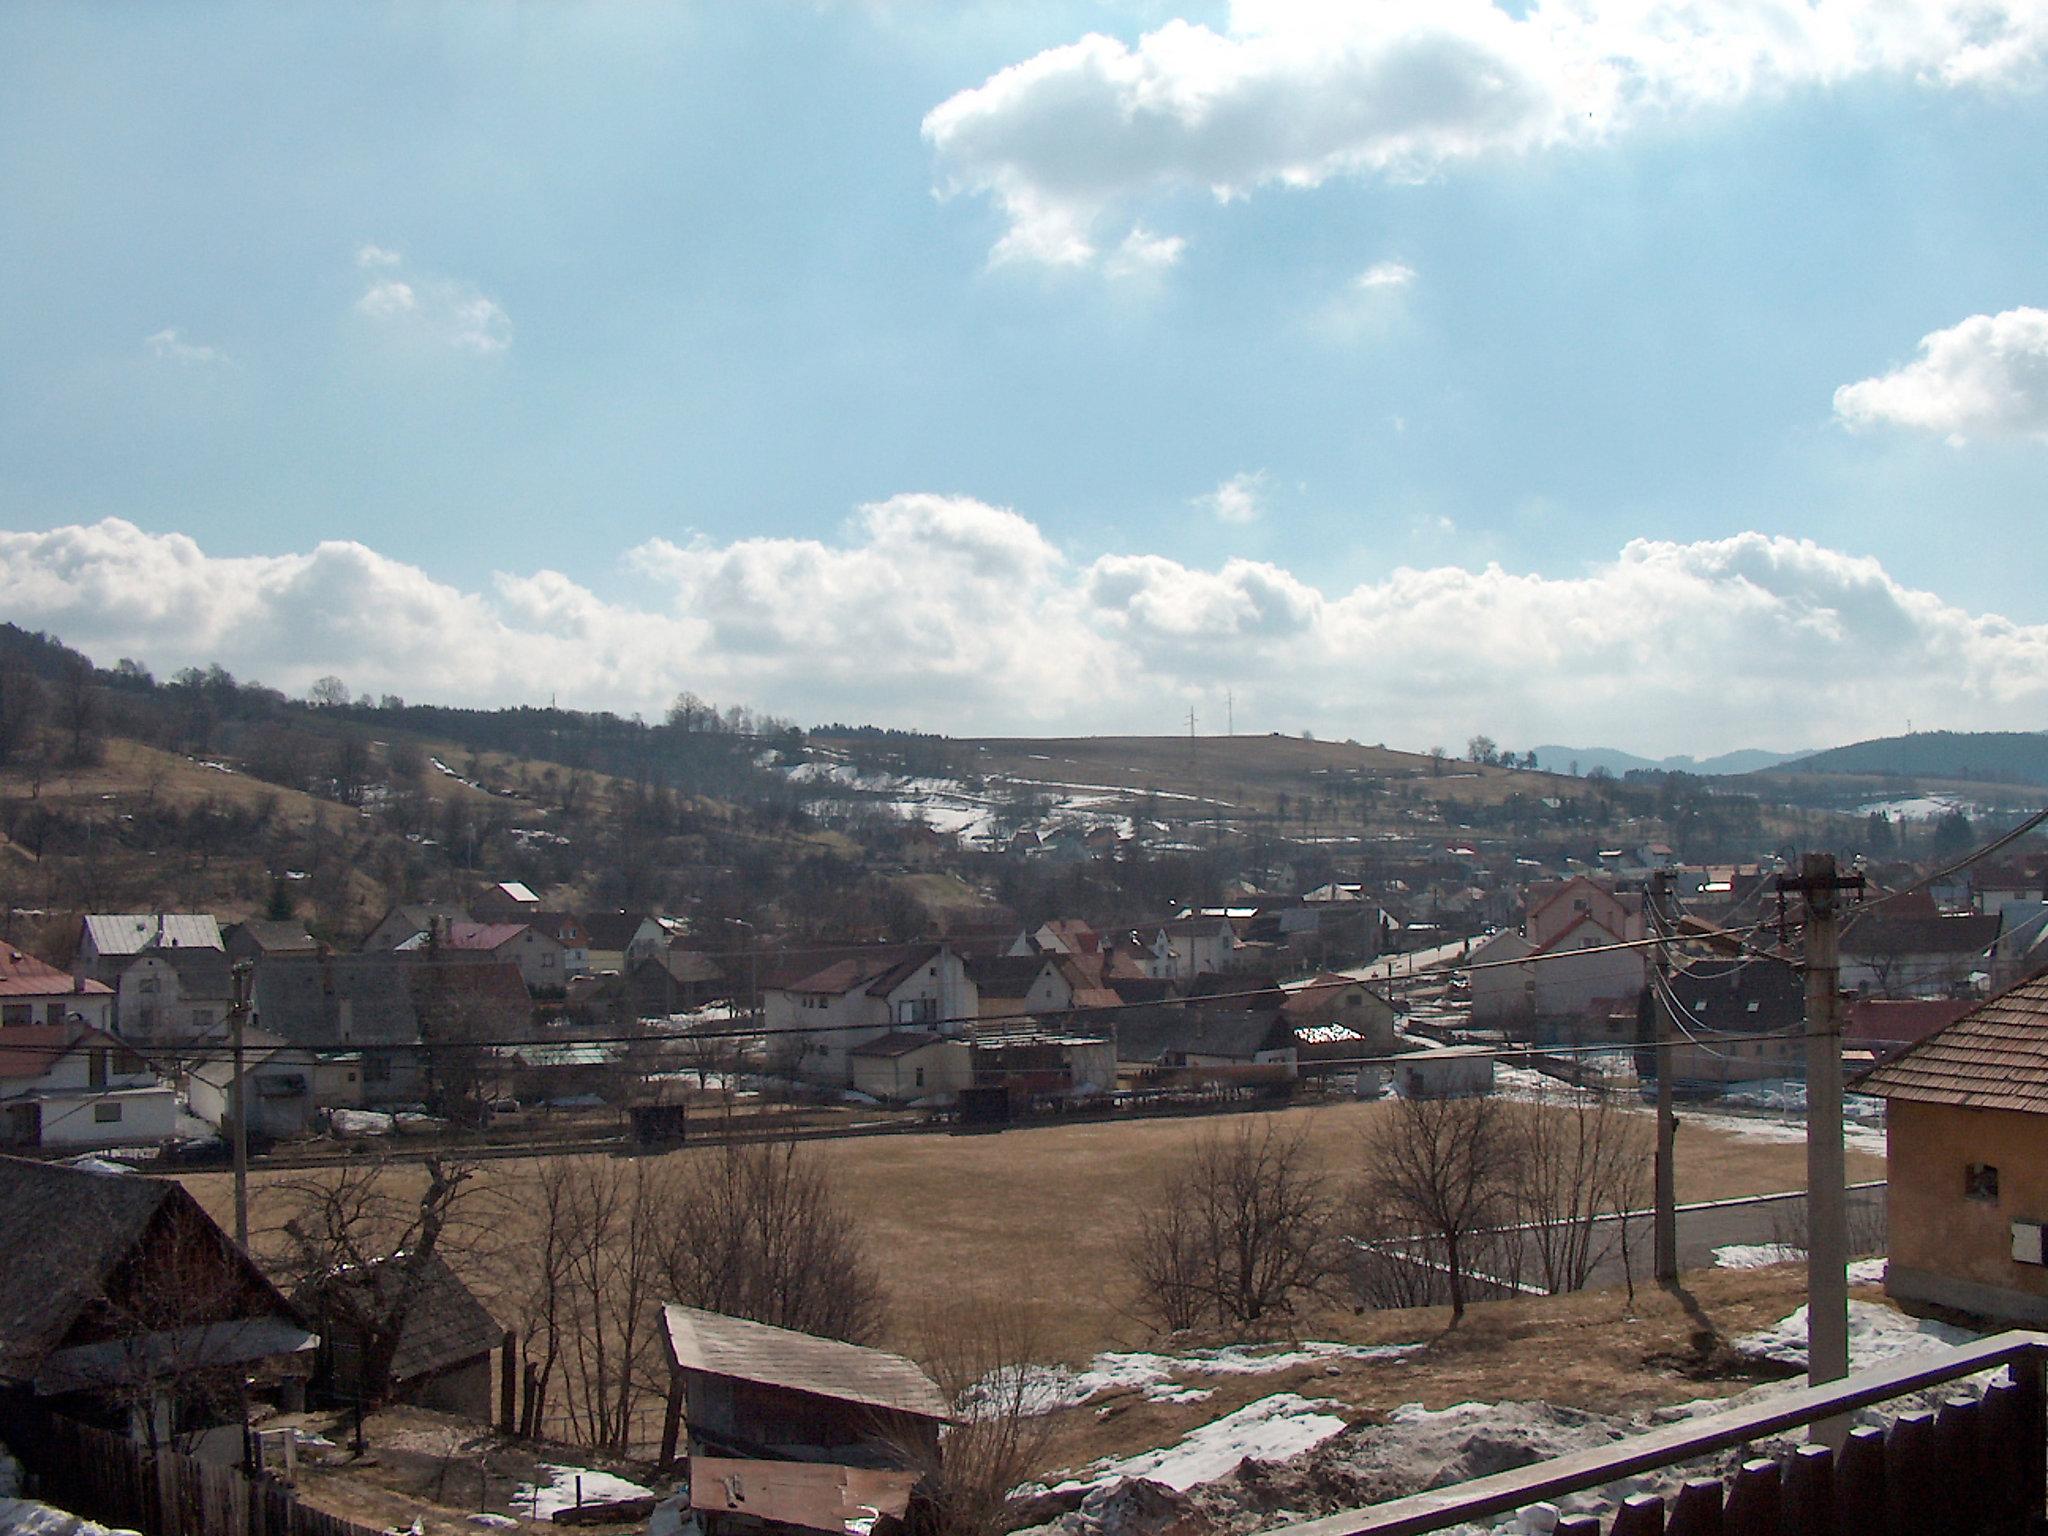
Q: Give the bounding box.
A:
[1045,1394,1349,1494]
[976,1341,1421,1417]
[1712,1244,1804,1270]
[1734,1300,1979,1370]
[512,1464,653,1520]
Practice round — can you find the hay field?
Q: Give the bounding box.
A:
[182,1097,1879,1366]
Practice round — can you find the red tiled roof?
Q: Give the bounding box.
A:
[0,948,111,999]
[441,922,532,951]
[0,1023,125,1080]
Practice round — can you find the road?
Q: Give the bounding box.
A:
[1575,1182,1886,1291]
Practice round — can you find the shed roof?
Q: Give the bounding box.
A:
[661,1304,948,1422]
[1858,973,2048,1112]
[298,1251,499,1383]
[847,1030,949,1060]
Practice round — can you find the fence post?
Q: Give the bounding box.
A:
[1887,1410,1937,1536]
[1612,1492,1666,1536]
[1835,1425,1887,1536]
[1666,1478,1723,1536]
[1782,1443,1835,1536]
[1723,1458,1780,1536]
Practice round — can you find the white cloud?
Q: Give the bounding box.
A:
[1103,226,1188,279]
[1354,261,1416,291]
[352,251,512,355]
[1,512,2042,754]
[1834,306,2048,444]
[924,1,2048,267]
[1196,470,1268,523]
[145,328,229,366]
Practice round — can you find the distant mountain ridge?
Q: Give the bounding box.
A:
[1530,744,1805,778]
[1768,730,2048,787]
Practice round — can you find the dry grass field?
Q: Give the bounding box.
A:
[182,1097,1881,1368]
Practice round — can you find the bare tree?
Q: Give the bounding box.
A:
[1359,1093,1515,1321]
[307,674,352,708]
[660,1135,886,1344]
[897,1300,1059,1536]
[1510,1087,1652,1295]
[1122,1119,1341,1334]
[263,1155,483,1407]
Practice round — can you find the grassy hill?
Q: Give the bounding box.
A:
[1775,730,2048,788]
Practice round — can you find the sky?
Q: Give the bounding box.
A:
[1,0,2045,757]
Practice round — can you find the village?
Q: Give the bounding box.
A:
[6,784,2048,1536]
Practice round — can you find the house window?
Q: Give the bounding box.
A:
[88,1050,109,1088]
[1966,1164,2001,1202]
[0,1004,28,1027]
[915,1067,926,1088]
[94,1102,123,1124]
[138,976,160,995]
[44,1003,64,1025]
[363,1054,392,1083]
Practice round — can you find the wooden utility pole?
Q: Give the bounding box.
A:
[1790,852,1853,1391]
[230,959,252,1249]
[1649,868,1678,1284]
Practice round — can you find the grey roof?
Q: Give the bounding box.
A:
[35,1317,317,1395]
[662,1304,948,1422]
[847,1030,948,1060]
[228,920,319,954]
[1115,1007,1291,1064]
[299,1252,500,1383]
[83,914,223,955]
[0,1157,173,1381]
[253,953,421,1049]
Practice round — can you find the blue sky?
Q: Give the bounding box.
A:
[3,1,2045,754]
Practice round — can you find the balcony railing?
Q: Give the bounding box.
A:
[1263,1330,2047,1536]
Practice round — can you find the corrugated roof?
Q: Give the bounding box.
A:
[1858,974,2048,1111]
[83,914,223,955]
[662,1304,948,1422]
[847,1030,948,1060]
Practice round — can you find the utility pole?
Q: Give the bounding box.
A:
[230,959,252,1249]
[1781,852,1858,1393]
[1649,869,1678,1284]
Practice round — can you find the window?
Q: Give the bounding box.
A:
[0,1004,28,1027]
[915,1067,926,1088]
[88,1050,109,1088]
[94,1102,123,1124]
[44,1003,64,1025]
[138,976,160,995]
[1967,1163,2001,1202]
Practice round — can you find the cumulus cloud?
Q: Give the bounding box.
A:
[1,511,2042,754]
[924,0,2048,267]
[352,249,512,355]
[1196,470,1269,523]
[145,328,229,366]
[1355,261,1415,290]
[1103,227,1187,279]
[1834,306,2048,444]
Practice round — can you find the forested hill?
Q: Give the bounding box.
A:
[1776,731,2048,787]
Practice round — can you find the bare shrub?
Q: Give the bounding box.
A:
[1510,1086,1652,1294]
[1122,1119,1341,1334]
[897,1300,1059,1536]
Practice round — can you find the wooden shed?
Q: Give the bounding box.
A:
[658,1304,949,1536]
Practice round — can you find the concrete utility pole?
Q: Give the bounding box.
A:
[1649,869,1678,1284]
[230,959,252,1249]
[1796,852,1851,1391]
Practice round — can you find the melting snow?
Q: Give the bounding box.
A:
[977,1341,1422,1417]
[1734,1300,1979,1370]
[1047,1394,1350,1493]
[513,1464,653,1519]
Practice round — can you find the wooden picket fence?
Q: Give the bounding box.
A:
[1,1405,383,1536]
[1266,1331,2048,1536]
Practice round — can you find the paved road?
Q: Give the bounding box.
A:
[1579,1182,1887,1290]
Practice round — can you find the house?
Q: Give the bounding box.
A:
[631,948,728,1018]
[1525,877,1645,950]
[73,915,231,1044]
[1860,975,2048,1324]
[969,1026,1116,1100]
[0,1157,316,1459]
[657,1303,947,1534]
[1,944,114,1032]
[582,911,674,974]
[1394,1046,1495,1099]
[1845,998,1973,1063]
[1115,1007,1298,1082]
[1280,974,1400,1066]
[397,921,567,994]
[525,913,592,977]
[1142,915,1240,983]
[252,953,428,1105]
[222,919,318,966]
[1653,959,1806,1095]
[0,1025,176,1150]
[965,953,1073,1021]
[847,1031,972,1104]
[1990,902,2048,992]
[471,880,542,919]
[362,902,470,952]
[1468,878,1648,1035]
[184,1026,319,1142]
[1840,901,2003,998]
[294,1251,501,1419]
[760,944,976,1083]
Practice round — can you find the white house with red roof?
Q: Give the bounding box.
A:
[396,920,566,993]
[0,1023,176,1150]
[0,945,113,1032]
[1469,877,1647,1033]
[760,943,976,1082]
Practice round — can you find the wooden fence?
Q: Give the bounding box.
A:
[1,1404,383,1536]
[1265,1331,2048,1536]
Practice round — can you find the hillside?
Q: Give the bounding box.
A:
[1531,744,1805,778]
[1775,730,2048,788]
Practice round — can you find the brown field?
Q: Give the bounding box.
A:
[181,1097,1880,1367]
